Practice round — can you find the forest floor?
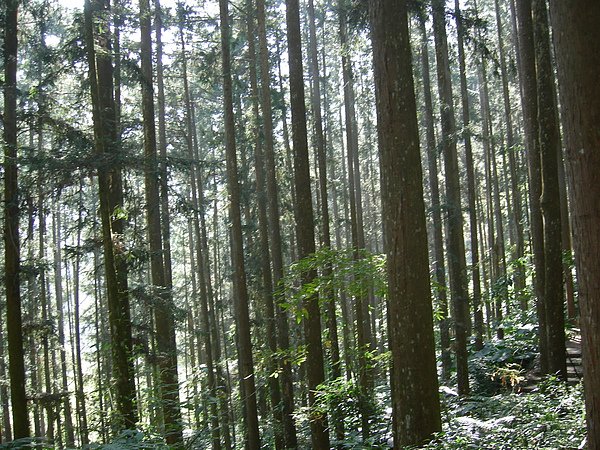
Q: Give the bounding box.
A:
[414,324,587,450]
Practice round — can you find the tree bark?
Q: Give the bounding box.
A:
[453,0,484,349]
[3,0,30,439]
[416,13,452,378]
[84,0,137,429]
[338,1,375,431]
[245,3,285,447]
[515,0,548,373]
[52,205,75,446]
[177,16,222,448]
[532,0,566,379]
[494,0,525,299]
[431,0,470,396]
[256,2,298,445]
[139,0,183,442]
[370,0,442,446]
[284,0,330,446]
[219,0,261,447]
[548,0,600,445]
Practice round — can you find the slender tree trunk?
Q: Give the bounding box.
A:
[338,1,374,430]
[494,0,525,298]
[38,191,56,442]
[256,2,298,446]
[84,0,137,429]
[285,0,330,447]
[3,0,30,439]
[532,0,566,379]
[431,0,470,396]
[0,316,12,443]
[219,0,261,446]
[417,14,452,378]
[178,18,222,448]
[139,0,183,442]
[515,0,548,373]
[454,1,484,349]
[26,196,43,439]
[52,204,75,446]
[245,3,285,447]
[73,184,89,446]
[370,0,442,446]
[307,0,346,440]
[330,134,355,383]
[154,0,174,290]
[548,0,600,445]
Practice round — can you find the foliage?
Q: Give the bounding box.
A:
[293,377,392,449]
[422,379,586,449]
[278,247,386,323]
[469,313,538,395]
[91,431,168,450]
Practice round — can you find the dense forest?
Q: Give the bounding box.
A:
[1,0,599,448]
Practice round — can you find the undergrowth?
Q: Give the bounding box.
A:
[421,378,585,449]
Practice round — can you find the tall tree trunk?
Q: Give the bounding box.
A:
[548,0,600,445]
[453,0,484,349]
[0,314,12,443]
[532,0,566,379]
[3,0,30,439]
[284,0,330,447]
[177,17,222,448]
[417,13,452,378]
[494,0,525,298]
[73,184,89,446]
[52,205,75,446]
[154,0,174,290]
[256,2,298,445]
[338,1,375,431]
[38,191,56,442]
[139,0,183,443]
[515,0,548,373]
[370,0,442,446]
[219,0,261,447]
[431,0,470,396]
[478,63,502,338]
[84,0,137,429]
[26,196,43,439]
[245,3,284,447]
[307,0,345,440]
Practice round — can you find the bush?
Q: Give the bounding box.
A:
[421,379,585,449]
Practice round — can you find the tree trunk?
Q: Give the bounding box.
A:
[246,3,285,447]
[256,2,298,445]
[515,0,548,373]
[0,315,12,443]
[178,17,222,448]
[73,185,89,446]
[494,0,525,299]
[416,13,452,378]
[532,0,566,379]
[84,0,137,429]
[52,204,75,446]
[548,0,600,445]
[338,1,374,431]
[139,0,183,443]
[431,0,470,396]
[370,0,442,446]
[38,191,56,442]
[219,0,261,447]
[3,0,30,439]
[307,0,346,440]
[284,0,330,447]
